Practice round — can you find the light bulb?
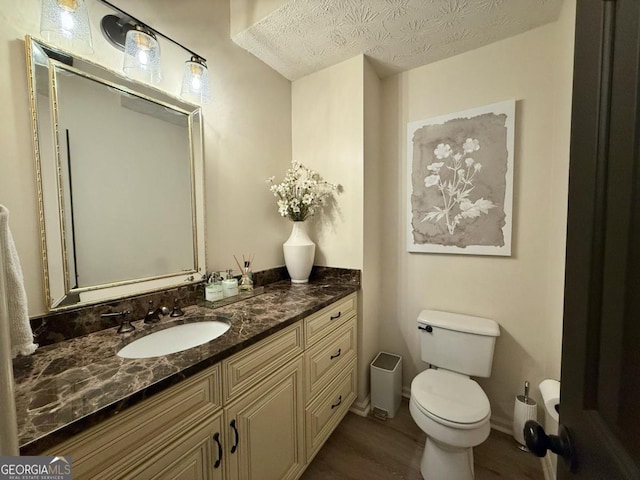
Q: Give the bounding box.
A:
[137,49,148,64]
[59,10,74,33]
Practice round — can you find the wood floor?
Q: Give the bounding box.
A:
[301,399,544,480]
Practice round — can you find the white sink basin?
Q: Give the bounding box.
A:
[118,320,230,359]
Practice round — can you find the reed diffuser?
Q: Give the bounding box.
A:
[234,254,254,291]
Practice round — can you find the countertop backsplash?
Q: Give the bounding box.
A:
[29,266,360,347]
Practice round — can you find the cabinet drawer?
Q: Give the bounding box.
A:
[305,359,357,462]
[305,293,357,346]
[222,321,303,404]
[46,363,222,480]
[305,317,357,401]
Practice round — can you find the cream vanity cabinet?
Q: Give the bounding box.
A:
[302,293,358,463]
[221,321,305,480]
[44,364,225,480]
[45,293,358,480]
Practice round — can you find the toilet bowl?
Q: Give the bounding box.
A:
[411,310,500,480]
[410,369,491,479]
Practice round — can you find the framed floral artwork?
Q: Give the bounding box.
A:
[407,100,515,255]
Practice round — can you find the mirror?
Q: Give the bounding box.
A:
[25,36,206,311]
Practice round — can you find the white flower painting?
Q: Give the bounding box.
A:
[407,100,515,255]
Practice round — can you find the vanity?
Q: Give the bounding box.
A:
[14,284,358,480]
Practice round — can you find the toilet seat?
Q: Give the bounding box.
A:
[411,369,490,428]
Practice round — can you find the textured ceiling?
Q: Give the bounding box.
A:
[232,0,565,80]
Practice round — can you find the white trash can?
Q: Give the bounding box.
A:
[370,352,402,419]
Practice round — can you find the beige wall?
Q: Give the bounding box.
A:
[230,0,288,37]
[361,58,382,405]
[379,1,576,429]
[292,55,383,405]
[544,0,576,382]
[0,0,292,316]
[291,56,363,269]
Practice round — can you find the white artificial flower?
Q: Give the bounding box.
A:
[268,163,338,221]
[427,162,445,172]
[465,158,474,167]
[474,163,482,172]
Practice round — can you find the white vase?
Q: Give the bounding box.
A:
[283,221,315,283]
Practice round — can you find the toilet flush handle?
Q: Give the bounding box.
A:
[418,324,433,333]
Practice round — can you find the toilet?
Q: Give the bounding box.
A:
[410,310,500,480]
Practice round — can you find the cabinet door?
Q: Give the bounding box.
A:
[225,357,304,480]
[128,411,225,480]
[46,364,222,480]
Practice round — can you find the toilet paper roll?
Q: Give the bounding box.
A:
[513,396,537,446]
[539,379,560,423]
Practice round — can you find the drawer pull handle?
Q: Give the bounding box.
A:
[330,311,342,320]
[230,419,239,454]
[330,348,341,360]
[213,432,222,468]
[331,395,342,409]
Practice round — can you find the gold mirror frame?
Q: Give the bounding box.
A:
[25,36,206,311]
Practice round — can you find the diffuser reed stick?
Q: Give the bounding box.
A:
[233,255,244,274]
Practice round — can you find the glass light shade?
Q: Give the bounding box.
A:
[180,57,211,105]
[40,0,93,54]
[123,25,162,84]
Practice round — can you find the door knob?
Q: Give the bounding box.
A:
[524,420,576,472]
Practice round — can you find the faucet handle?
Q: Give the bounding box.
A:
[144,301,161,324]
[170,298,184,317]
[101,310,134,333]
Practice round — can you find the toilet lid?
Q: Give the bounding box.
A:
[411,369,490,425]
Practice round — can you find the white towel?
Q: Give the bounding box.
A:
[0,205,37,358]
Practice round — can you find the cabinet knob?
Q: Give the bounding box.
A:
[330,311,342,320]
[331,395,342,409]
[330,348,342,360]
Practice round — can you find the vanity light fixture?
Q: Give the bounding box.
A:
[40,0,93,54]
[180,56,211,105]
[98,0,211,104]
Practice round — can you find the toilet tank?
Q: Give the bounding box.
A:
[418,310,500,378]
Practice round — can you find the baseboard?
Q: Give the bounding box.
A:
[489,420,512,435]
[350,395,370,417]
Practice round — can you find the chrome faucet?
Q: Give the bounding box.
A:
[101,310,134,333]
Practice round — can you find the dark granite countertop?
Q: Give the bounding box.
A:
[13,281,358,454]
